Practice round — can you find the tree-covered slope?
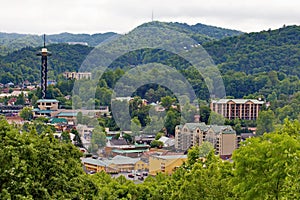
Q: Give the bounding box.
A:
[165,21,243,39]
[137,21,243,44]
[0,43,92,84]
[204,25,300,77]
[0,32,117,56]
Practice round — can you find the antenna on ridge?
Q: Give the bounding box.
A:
[151,10,154,22]
[43,34,46,48]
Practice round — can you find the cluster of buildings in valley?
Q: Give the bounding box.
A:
[0,77,265,177]
[81,98,265,176]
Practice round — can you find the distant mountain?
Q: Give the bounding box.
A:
[0,43,92,84]
[0,21,242,56]
[1,23,300,87]
[0,32,117,56]
[137,21,243,42]
[203,25,300,77]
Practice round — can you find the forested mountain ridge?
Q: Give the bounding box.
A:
[0,21,242,56]
[139,21,243,39]
[137,21,243,44]
[0,24,299,103]
[204,25,300,77]
[0,44,92,83]
[0,32,117,56]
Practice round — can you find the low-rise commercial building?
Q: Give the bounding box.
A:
[82,155,148,173]
[149,155,187,175]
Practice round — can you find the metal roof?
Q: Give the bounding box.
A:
[50,118,68,124]
[112,149,148,154]
[82,158,108,167]
[211,99,264,104]
[57,112,77,117]
[184,122,208,131]
[103,155,141,165]
[154,155,187,160]
[37,99,59,103]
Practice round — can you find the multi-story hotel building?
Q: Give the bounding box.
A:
[210,99,264,120]
[175,123,239,158]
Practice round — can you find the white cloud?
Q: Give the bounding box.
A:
[0,0,299,34]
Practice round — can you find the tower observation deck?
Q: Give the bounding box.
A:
[36,34,51,99]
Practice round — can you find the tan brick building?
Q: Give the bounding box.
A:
[210,99,264,120]
[175,123,239,158]
[149,155,187,175]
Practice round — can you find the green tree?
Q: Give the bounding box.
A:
[256,110,275,135]
[90,126,106,153]
[131,116,141,137]
[208,111,225,125]
[150,140,164,148]
[61,131,71,143]
[199,105,211,124]
[187,142,214,166]
[76,111,83,124]
[0,117,96,199]
[19,107,33,121]
[165,109,181,135]
[161,96,176,110]
[71,128,83,148]
[15,92,26,105]
[232,120,300,199]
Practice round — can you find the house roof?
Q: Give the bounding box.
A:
[37,99,59,103]
[34,110,56,114]
[178,123,236,135]
[154,155,187,160]
[82,158,108,167]
[50,118,68,124]
[109,139,128,145]
[184,122,208,131]
[211,99,264,104]
[209,125,235,134]
[57,112,77,117]
[112,149,148,154]
[104,155,141,165]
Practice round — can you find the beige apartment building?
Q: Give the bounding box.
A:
[63,72,92,80]
[210,99,264,120]
[175,123,239,158]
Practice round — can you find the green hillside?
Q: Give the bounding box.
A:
[0,21,242,56]
[0,24,299,103]
[0,32,116,56]
[0,43,92,84]
[204,25,300,77]
[138,21,242,44]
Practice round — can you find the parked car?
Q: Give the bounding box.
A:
[136,173,141,176]
[128,174,134,178]
[142,172,148,176]
[138,176,144,181]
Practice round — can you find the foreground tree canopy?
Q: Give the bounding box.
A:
[0,117,97,199]
[0,117,300,199]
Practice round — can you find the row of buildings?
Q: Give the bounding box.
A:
[82,154,187,176]
[33,99,109,125]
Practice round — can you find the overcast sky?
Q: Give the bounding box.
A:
[1,0,299,34]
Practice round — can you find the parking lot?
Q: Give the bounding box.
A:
[110,171,149,183]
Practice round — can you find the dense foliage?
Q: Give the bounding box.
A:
[0,117,97,199]
[0,43,92,84]
[1,118,300,199]
[0,32,117,56]
[1,23,300,133]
